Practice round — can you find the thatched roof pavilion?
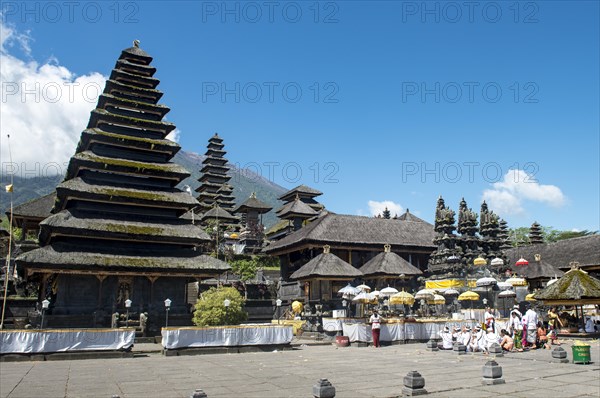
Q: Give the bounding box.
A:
[290,246,363,281]
[359,244,423,279]
[534,267,600,305]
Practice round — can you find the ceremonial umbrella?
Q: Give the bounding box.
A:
[380,286,399,296]
[506,277,528,287]
[427,294,446,305]
[390,291,415,305]
[338,284,360,296]
[498,289,517,315]
[415,289,436,300]
[476,277,497,305]
[496,282,512,291]
[516,257,529,266]
[458,290,480,313]
[352,291,377,316]
[356,284,371,292]
[442,288,460,296]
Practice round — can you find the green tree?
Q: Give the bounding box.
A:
[192,287,247,326]
[230,257,258,299]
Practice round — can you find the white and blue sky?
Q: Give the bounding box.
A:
[1,1,598,231]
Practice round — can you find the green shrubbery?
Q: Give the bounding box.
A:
[192,287,247,326]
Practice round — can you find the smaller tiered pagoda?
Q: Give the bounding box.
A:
[427,196,461,274]
[232,192,272,253]
[529,221,544,245]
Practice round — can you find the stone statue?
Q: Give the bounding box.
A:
[139,312,148,337]
[111,312,119,329]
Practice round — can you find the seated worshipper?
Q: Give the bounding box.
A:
[509,309,523,348]
[536,322,550,349]
[499,329,514,351]
[452,326,461,341]
[584,317,596,333]
[485,327,500,352]
[438,326,454,350]
[459,325,472,350]
[470,325,486,352]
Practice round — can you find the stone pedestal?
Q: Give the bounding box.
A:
[453,343,466,355]
[488,343,503,357]
[402,371,427,396]
[190,389,208,398]
[551,347,569,363]
[425,340,438,351]
[313,378,335,398]
[481,360,505,385]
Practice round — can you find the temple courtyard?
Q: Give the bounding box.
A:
[1,339,598,398]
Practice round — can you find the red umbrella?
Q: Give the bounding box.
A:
[515,257,529,266]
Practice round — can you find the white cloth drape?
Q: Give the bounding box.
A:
[0,329,135,354]
[161,324,293,349]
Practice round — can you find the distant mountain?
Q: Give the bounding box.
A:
[0,150,287,228]
[174,150,287,227]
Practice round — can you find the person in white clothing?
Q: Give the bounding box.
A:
[524,307,538,348]
[470,325,485,352]
[459,325,472,350]
[438,326,454,350]
[369,309,382,348]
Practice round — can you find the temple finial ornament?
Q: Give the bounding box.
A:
[384,244,391,253]
[133,39,140,47]
[323,245,330,254]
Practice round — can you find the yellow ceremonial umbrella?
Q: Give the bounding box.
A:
[506,277,528,287]
[427,294,446,305]
[473,256,487,266]
[390,291,415,305]
[458,290,480,312]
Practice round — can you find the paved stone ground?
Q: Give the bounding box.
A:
[1,339,598,398]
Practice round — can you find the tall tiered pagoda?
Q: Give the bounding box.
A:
[456,198,481,266]
[196,134,236,214]
[17,42,230,328]
[427,196,461,273]
[479,201,505,264]
[266,185,325,240]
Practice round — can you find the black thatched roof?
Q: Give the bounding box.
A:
[266,213,436,254]
[38,209,210,246]
[276,197,318,219]
[505,235,600,269]
[534,268,600,304]
[200,206,239,222]
[396,209,427,223]
[290,252,362,281]
[359,250,423,277]
[7,192,55,220]
[17,242,230,276]
[278,184,322,201]
[510,255,564,280]
[233,193,272,214]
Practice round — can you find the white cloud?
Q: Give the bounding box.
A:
[482,169,566,216]
[367,200,403,217]
[0,21,106,178]
[166,128,181,143]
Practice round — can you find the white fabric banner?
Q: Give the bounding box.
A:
[340,320,509,343]
[0,329,135,354]
[161,324,293,349]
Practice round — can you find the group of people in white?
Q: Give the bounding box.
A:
[438,305,566,352]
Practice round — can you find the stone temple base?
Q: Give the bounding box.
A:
[481,378,505,385]
[402,387,428,396]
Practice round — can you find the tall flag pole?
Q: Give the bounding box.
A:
[1,134,15,329]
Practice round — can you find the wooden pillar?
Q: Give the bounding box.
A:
[95,274,107,309]
[348,250,352,266]
[147,276,159,309]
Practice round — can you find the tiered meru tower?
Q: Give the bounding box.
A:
[17,42,230,328]
[196,134,236,214]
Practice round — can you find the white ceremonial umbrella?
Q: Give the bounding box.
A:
[356,284,371,292]
[380,286,399,296]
